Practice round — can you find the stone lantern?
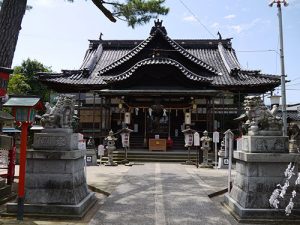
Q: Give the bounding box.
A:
[200,130,212,168]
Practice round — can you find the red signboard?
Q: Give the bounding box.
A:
[0,69,10,97]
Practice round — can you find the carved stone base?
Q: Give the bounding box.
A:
[224,193,300,222]
[33,130,79,150]
[7,149,96,218]
[239,136,288,153]
[224,151,300,220]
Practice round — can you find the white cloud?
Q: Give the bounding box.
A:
[31,0,58,8]
[183,15,197,22]
[228,18,261,34]
[211,22,220,29]
[224,14,236,19]
[229,25,242,34]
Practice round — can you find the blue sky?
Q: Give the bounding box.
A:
[12,0,300,104]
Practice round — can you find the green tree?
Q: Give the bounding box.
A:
[7,73,31,95]
[8,59,52,101]
[0,0,169,68]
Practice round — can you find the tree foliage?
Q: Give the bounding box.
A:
[112,0,169,28]
[7,73,31,95]
[8,59,52,101]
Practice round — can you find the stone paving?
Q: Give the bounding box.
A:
[0,163,293,224]
[89,163,238,225]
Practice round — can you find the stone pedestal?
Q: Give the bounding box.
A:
[224,135,300,221]
[239,136,288,153]
[218,150,228,169]
[85,148,97,166]
[7,129,96,218]
[200,149,213,168]
[32,128,78,151]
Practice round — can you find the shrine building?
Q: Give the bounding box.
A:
[37,20,281,150]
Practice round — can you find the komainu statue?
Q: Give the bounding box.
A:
[242,96,282,136]
[41,94,75,129]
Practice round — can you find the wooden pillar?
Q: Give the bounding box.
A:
[92,92,96,139]
[100,96,103,143]
[212,96,215,131]
[78,91,82,132]
[108,98,112,130]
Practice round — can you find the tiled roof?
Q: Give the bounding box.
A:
[37,23,281,92]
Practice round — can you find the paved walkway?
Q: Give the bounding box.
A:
[2,163,275,225]
[89,163,238,225]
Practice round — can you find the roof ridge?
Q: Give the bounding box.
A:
[218,42,241,76]
[163,33,220,75]
[99,35,154,75]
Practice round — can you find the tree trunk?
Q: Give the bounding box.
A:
[0,0,27,68]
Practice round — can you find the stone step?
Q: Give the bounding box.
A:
[0,178,6,187]
[100,151,199,163]
[0,185,11,200]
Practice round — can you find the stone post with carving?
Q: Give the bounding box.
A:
[224,96,300,221]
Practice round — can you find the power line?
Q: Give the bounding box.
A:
[291,77,300,82]
[236,49,279,54]
[286,82,300,87]
[178,0,216,39]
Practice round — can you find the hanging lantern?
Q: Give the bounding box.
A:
[192,102,197,110]
[124,112,131,124]
[163,109,167,117]
[185,112,191,125]
[269,94,281,106]
[135,108,139,116]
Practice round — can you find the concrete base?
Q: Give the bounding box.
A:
[6,192,96,219]
[86,148,97,166]
[225,151,300,220]
[6,148,96,218]
[224,194,300,222]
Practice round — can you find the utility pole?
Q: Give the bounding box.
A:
[269,0,288,136]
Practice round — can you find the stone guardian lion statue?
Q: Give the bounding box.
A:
[41,94,75,129]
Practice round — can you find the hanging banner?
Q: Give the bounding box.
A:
[185,112,191,125]
[213,131,220,143]
[194,132,200,146]
[184,133,193,147]
[121,133,130,147]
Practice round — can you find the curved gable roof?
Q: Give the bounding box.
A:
[97,27,219,77]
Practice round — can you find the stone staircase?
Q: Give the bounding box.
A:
[0,177,14,205]
[100,150,199,163]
